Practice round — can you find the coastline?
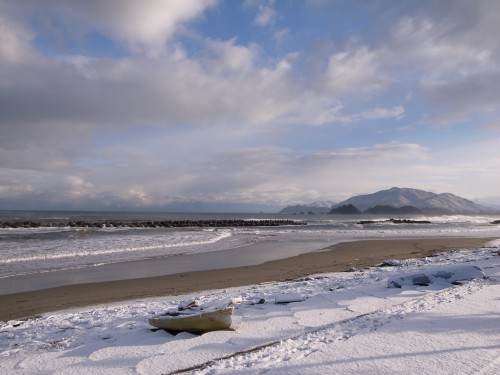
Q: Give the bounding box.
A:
[0,238,330,295]
[0,237,495,322]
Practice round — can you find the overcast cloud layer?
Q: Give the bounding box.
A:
[1,0,500,211]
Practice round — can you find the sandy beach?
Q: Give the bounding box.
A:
[0,237,494,322]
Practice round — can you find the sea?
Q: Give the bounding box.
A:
[1,210,499,294]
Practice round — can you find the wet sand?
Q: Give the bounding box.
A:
[0,237,495,322]
[0,238,329,295]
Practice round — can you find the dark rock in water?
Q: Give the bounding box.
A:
[357,220,377,225]
[491,220,500,224]
[279,202,334,215]
[0,219,306,229]
[358,218,431,225]
[388,218,431,224]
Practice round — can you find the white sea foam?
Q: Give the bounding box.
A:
[0,230,232,265]
[0,229,235,277]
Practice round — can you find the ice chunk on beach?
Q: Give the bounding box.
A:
[387,265,486,288]
[274,293,306,304]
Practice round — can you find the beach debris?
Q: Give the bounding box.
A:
[178,299,201,310]
[378,258,421,268]
[149,296,244,333]
[387,265,486,288]
[379,260,400,267]
[6,320,25,328]
[199,299,235,311]
[274,293,306,304]
[176,296,245,313]
[149,306,235,333]
[242,297,266,305]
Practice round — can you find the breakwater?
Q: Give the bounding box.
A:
[0,219,306,229]
[358,218,432,225]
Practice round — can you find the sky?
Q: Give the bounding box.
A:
[1,0,500,212]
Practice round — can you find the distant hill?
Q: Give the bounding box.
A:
[279,201,335,215]
[329,204,361,214]
[330,204,424,215]
[329,187,489,214]
[364,205,423,215]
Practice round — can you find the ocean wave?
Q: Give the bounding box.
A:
[0,230,232,265]
[1,214,498,279]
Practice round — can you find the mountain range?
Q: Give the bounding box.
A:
[279,187,493,215]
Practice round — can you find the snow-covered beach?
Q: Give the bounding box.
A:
[1,239,499,374]
[0,237,493,322]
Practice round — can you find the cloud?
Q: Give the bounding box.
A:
[273,28,290,42]
[0,14,34,62]
[3,34,393,172]
[1,133,499,209]
[359,106,405,121]
[244,0,277,28]
[323,46,390,95]
[254,5,276,26]
[2,1,500,210]
[3,0,218,56]
[421,73,500,124]
[381,1,500,125]
[81,0,218,55]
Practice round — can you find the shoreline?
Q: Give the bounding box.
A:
[0,238,330,295]
[0,237,495,322]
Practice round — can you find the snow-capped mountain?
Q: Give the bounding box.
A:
[279,201,335,214]
[330,187,490,214]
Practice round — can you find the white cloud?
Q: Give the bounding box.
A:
[0,0,218,57]
[0,34,362,147]
[296,143,429,167]
[254,5,276,26]
[64,175,94,197]
[324,46,390,95]
[0,14,34,63]
[81,0,217,55]
[204,38,260,73]
[360,106,405,121]
[383,3,500,125]
[273,28,290,42]
[2,134,500,209]
[244,0,277,28]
